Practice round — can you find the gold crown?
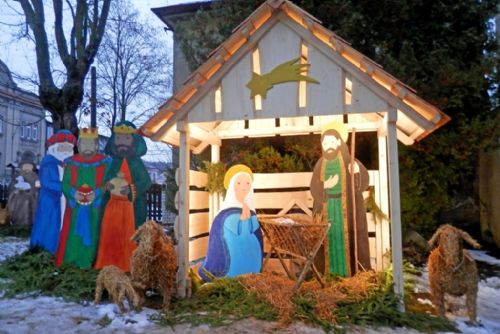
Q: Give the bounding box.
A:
[223,164,253,189]
[113,124,137,134]
[79,127,99,139]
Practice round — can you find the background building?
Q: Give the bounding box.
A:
[0,60,47,184]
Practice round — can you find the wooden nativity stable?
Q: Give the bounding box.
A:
[141,0,450,307]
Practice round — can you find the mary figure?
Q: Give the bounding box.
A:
[198,164,263,281]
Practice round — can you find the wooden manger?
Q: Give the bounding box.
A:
[258,213,329,291]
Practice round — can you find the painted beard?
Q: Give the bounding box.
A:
[115,145,134,158]
[323,147,340,160]
[81,150,95,158]
[51,150,73,162]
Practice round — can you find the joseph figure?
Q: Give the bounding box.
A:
[55,128,111,268]
[310,122,371,277]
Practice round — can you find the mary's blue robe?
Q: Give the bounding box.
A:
[30,154,63,254]
[199,207,263,281]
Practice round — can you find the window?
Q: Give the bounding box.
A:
[20,121,25,138]
[0,105,4,134]
[32,124,38,141]
[25,122,31,139]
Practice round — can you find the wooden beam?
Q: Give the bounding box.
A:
[376,132,391,271]
[176,120,190,298]
[216,122,379,139]
[386,108,405,311]
[210,144,221,223]
[189,124,221,146]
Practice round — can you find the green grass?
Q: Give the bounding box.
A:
[0,249,98,301]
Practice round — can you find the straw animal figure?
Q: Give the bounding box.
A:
[94,265,141,313]
[130,220,177,312]
[428,224,481,324]
[0,206,8,225]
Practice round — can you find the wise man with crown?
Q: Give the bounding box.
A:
[55,128,111,269]
[94,121,151,272]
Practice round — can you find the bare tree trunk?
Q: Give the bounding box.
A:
[16,0,111,136]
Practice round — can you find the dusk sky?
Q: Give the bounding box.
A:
[0,0,206,162]
[0,0,203,92]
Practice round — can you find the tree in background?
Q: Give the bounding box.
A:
[91,0,172,131]
[12,0,111,135]
[176,0,499,236]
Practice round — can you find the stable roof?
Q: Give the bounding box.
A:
[142,0,449,152]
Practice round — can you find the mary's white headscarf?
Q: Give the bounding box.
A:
[218,171,255,214]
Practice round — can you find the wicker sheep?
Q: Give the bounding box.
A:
[428,224,481,324]
[94,265,141,313]
[130,220,177,312]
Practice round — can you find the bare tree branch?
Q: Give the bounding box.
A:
[53,0,71,68]
[16,0,56,89]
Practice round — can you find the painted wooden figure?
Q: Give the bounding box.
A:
[30,130,76,254]
[55,128,111,268]
[94,121,151,272]
[310,122,371,276]
[199,164,263,281]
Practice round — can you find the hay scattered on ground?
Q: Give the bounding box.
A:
[240,270,381,324]
[240,272,296,322]
[302,271,380,323]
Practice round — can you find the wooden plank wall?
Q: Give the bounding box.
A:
[177,169,390,270]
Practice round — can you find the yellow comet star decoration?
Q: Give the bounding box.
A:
[246,57,320,99]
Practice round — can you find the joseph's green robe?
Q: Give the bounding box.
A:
[325,157,349,276]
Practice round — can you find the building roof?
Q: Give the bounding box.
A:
[151,1,212,31]
[142,0,450,152]
[0,59,43,108]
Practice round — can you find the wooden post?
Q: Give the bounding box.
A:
[90,66,97,128]
[377,123,391,271]
[386,108,405,311]
[177,120,190,298]
[210,144,221,223]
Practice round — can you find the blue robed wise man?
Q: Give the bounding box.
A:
[199,164,263,281]
[30,130,76,254]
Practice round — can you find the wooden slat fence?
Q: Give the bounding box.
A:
[176,169,391,271]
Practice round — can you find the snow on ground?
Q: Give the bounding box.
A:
[1,239,500,333]
[469,249,500,266]
[0,237,29,262]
